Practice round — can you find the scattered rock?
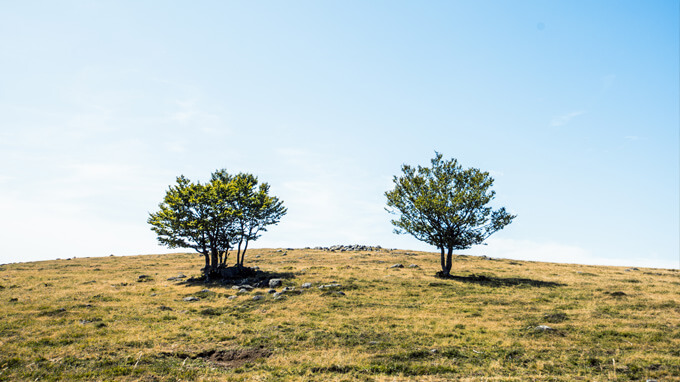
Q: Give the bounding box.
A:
[238,288,249,294]
[408,264,418,268]
[282,286,295,292]
[390,264,404,269]
[183,297,200,302]
[315,244,382,252]
[430,349,438,354]
[267,289,277,294]
[252,295,264,301]
[301,282,312,288]
[269,279,282,288]
[535,325,554,331]
[318,284,341,289]
[150,293,157,296]
[137,275,152,282]
[625,268,640,272]
[231,286,241,290]
[200,289,211,293]
[273,292,284,298]
[609,291,627,297]
[227,295,238,300]
[9,298,18,302]
[159,305,173,311]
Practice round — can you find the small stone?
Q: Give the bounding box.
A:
[150,293,157,296]
[273,292,284,298]
[231,285,241,290]
[336,291,345,296]
[390,264,404,268]
[269,279,283,288]
[159,305,173,311]
[267,289,277,294]
[227,295,238,299]
[430,349,438,354]
[318,284,341,289]
[238,288,248,294]
[282,286,295,292]
[183,297,199,302]
[200,289,211,293]
[252,295,264,301]
[408,264,418,268]
[138,275,150,280]
[301,282,312,288]
[535,325,553,331]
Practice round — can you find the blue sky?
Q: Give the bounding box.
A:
[1,1,678,268]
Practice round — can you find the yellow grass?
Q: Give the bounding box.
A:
[1,248,678,381]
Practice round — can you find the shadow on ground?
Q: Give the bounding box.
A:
[438,274,565,288]
[179,267,297,288]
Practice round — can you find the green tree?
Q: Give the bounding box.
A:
[148,170,286,279]
[225,172,287,268]
[385,153,516,277]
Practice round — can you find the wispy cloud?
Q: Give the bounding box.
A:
[550,110,586,127]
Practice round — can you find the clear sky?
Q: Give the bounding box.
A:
[1,1,678,269]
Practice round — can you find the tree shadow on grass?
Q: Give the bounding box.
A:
[437,273,565,288]
[179,266,297,288]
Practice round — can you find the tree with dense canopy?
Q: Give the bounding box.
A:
[148,170,286,279]
[385,153,516,277]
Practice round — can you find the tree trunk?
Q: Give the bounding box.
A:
[241,240,249,267]
[210,248,219,276]
[203,252,210,273]
[445,247,453,275]
[236,240,243,268]
[440,247,448,276]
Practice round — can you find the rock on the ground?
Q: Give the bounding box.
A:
[390,264,404,268]
[318,284,341,289]
[301,282,312,288]
[183,297,199,302]
[269,279,282,288]
[535,325,553,331]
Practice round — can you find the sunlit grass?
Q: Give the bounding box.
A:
[1,249,678,381]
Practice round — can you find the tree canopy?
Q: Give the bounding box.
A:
[148,170,287,279]
[385,153,515,277]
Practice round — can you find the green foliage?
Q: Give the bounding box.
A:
[385,153,515,275]
[148,170,286,277]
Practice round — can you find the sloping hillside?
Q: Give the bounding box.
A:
[1,247,678,381]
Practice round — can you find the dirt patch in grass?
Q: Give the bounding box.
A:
[168,347,272,368]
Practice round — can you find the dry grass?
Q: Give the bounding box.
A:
[1,248,678,381]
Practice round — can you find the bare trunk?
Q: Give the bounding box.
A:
[203,252,210,273]
[445,247,453,275]
[440,247,448,276]
[210,248,219,275]
[236,240,243,268]
[241,240,249,267]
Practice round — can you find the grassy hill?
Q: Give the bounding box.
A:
[1,247,678,381]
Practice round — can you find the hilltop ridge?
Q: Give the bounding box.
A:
[1,248,678,381]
